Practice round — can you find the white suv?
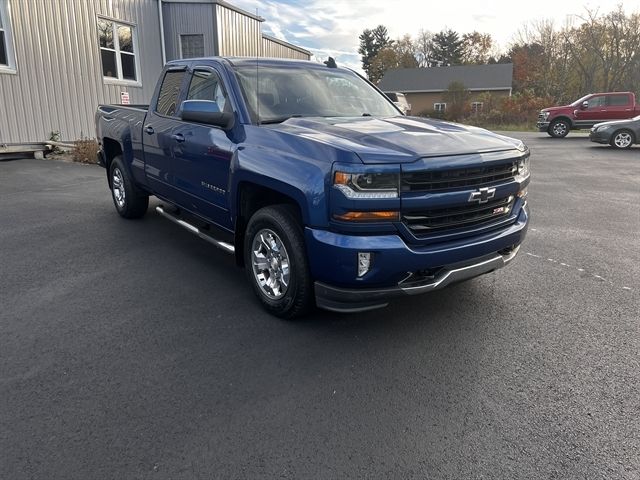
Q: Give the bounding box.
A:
[384,92,411,115]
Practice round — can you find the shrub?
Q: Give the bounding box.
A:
[73,138,99,164]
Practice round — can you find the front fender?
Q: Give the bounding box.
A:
[229,145,331,228]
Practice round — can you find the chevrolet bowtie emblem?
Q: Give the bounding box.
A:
[468,187,496,204]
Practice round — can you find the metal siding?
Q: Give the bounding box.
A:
[261,36,310,60]
[162,2,215,61]
[0,0,163,143]
[215,4,260,57]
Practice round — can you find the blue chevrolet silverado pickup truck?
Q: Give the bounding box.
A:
[96,57,530,318]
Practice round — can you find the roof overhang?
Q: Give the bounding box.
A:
[262,34,311,56]
[161,0,265,22]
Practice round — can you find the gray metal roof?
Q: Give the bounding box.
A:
[378,64,513,92]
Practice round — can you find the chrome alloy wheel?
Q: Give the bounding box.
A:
[251,229,290,299]
[552,121,568,137]
[112,167,126,208]
[613,131,632,148]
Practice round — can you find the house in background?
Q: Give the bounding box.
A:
[0,0,310,145]
[378,64,513,116]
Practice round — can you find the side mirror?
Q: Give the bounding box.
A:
[180,100,234,129]
[581,101,589,109]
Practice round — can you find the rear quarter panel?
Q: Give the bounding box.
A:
[96,105,148,185]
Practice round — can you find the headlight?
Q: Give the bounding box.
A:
[541,111,550,121]
[334,171,399,199]
[515,140,527,153]
[596,125,612,132]
[516,155,530,180]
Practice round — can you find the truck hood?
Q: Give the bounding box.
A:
[541,105,574,113]
[266,116,523,164]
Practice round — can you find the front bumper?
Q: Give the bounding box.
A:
[315,247,520,312]
[589,129,611,144]
[308,205,529,312]
[537,121,550,132]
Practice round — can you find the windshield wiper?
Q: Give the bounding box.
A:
[259,114,302,125]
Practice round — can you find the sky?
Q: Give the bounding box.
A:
[231,0,640,72]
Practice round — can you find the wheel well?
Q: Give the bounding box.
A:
[234,183,303,267]
[550,116,573,128]
[613,128,636,141]
[102,138,123,185]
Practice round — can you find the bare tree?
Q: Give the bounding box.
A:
[461,32,494,64]
[414,29,434,67]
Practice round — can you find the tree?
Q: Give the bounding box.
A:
[430,29,464,66]
[564,7,640,93]
[443,81,470,120]
[370,35,418,83]
[461,32,495,64]
[414,29,434,67]
[508,42,546,94]
[359,25,393,80]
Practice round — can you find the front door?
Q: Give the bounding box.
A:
[575,94,607,126]
[171,67,235,229]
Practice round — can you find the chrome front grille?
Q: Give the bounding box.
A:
[402,162,517,192]
[402,195,515,234]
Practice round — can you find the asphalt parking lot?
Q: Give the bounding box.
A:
[1,132,638,479]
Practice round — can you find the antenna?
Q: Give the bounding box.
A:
[256,8,260,126]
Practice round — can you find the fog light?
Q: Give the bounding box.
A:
[358,252,372,277]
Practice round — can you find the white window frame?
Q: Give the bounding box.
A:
[434,103,446,112]
[97,16,141,86]
[471,102,484,114]
[0,0,17,74]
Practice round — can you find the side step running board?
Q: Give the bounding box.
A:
[155,205,235,254]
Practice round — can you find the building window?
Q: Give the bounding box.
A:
[471,102,484,114]
[97,17,138,82]
[180,35,204,59]
[0,0,16,72]
[434,103,446,112]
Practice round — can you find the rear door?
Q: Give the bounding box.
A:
[170,66,235,229]
[606,93,634,120]
[142,67,188,198]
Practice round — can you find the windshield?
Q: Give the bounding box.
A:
[233,65,399,124]
[570,94,592,107]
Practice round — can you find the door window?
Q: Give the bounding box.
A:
[155,70,186,117]
[186,69,229,113]
[587,96,606,109]
[608,95,629,106]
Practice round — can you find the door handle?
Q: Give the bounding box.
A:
[144,125,155,135]
[172,133,185,143]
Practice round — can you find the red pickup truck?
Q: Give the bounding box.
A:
[537,92,640,138]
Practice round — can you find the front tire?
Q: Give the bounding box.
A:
[548,119,570,138]
[109,156,149,218]
[244,205,313,319]
[610,130,634,149]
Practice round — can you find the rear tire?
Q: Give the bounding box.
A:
[109,156,149,219]
[548,119,570,138]
[610,129,634,149]
[244,205,313,319]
